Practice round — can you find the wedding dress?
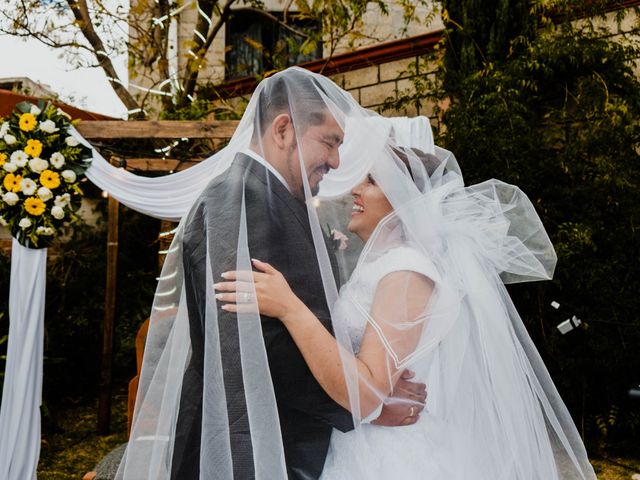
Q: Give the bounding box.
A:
[320,169,596,479]
[321,243,460,479]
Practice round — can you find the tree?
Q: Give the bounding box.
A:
[440,0,535,93]
[1,0,431,117]
[387,1,640,447]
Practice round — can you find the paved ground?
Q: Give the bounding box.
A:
[92,443,126,480]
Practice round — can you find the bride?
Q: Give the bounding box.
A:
[215,138,597,479]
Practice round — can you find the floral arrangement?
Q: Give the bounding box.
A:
[0,101,92,248]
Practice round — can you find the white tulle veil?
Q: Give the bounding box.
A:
[117,67,595,480]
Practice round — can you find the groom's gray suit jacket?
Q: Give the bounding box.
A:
[171,153,354,480]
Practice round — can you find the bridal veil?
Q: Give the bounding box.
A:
[118,67,595,479]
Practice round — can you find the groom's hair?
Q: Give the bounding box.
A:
[252,69,339,142]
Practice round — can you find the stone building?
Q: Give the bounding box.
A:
[129,1,640,128]
[128,0,442,116]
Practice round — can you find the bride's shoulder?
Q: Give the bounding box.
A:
[372,245,440,283]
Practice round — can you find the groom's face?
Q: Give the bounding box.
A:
[286,112,343,199]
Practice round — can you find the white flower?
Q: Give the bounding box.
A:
[10,150,28,167]
[54,193,70,208]
[51,205,65,220]
[4,134,16,145]
[39,119,59,134]
[3,162,17,173]
[0,216,7,227]
[50,152,65,169]
[65,136,79,147]
[20,178,37,196]
[18,217,32,229]
[30,105,42,116]
[61,169,76,183]
[36,226,54,236]
[3,192,19,206]
[0,122,9,138]
[37,187,53,202]
[28,157,49,174]
[57,108,71,119]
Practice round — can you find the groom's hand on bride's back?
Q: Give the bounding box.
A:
[371,369,427,427]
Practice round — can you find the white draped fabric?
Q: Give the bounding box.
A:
[0,115,435,478]
[0,124,234,478]
[0,240,46,480]
[77,125,230,221]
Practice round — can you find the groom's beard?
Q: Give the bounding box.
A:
[285,143,322,200]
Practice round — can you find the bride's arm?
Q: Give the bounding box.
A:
[215,259,434,418]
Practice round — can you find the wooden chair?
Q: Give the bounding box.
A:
[127,317,150,436]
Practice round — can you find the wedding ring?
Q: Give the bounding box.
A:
[409,406,416,417]
[241,292,251,303]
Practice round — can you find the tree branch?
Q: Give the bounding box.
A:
[180,0,238,107]
[233,8,310,39]
[66,0,141,115]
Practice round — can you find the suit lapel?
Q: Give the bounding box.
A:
[235,153,313,242]
[235,153,341,290]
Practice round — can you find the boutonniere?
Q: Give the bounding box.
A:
[326,224,348,251]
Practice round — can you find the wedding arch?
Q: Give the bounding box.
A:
[0,116,238,479]
[0,105,434,479]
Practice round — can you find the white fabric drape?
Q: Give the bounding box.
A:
[0,240,47,480]
[0,127,230,479]
[77,126,232,221]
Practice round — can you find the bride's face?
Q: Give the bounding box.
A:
[348,173,393,242]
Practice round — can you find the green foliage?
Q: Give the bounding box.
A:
[0,313,7,386]
[41,204,157,405]
[0,253,10,393]
[160,98,215,121]
[38,392,128,479]
[386,3,640,449]
[443,25,640,449]
[0,201,156,417]
[441,0,535,92]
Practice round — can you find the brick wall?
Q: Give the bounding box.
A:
[329,55,438,118]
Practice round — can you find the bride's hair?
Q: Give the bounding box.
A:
[391,146,442,191]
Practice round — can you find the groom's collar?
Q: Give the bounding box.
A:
[242,148,291,193]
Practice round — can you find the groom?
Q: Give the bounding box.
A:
[172,70,426,480]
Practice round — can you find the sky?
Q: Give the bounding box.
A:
[0,6,128,118]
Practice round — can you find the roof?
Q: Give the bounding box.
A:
[0,89,116,121]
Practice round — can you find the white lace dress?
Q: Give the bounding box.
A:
[320,246,467,480]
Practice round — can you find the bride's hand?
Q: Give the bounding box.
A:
[214,259,304,320]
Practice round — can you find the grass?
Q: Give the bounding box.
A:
[35,391,640,479]
[592,455,640,479]
[37,390,128,480]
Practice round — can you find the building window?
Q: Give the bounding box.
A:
[226,11,322,80]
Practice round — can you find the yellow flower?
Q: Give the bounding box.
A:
[40,170,60,189]
[24,139,43,158]
[3,173,22,193]
[19,113,37,132]
[24,197,46,216]
[0,153,6,166]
